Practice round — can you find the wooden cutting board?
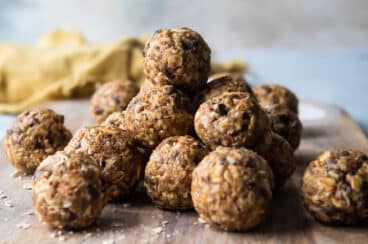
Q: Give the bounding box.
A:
[1,100,367,244]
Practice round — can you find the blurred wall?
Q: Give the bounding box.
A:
[1,0,368,50]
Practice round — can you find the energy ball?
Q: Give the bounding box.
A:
[192,147,274,231]
[102,111,152,166]
[143,27,211,90]
[194,92,270,150]
[302,149,368,225]
[144,136,209,210]
[32,151,106,229]
[266,106,303,150]
[4,108,72,174]
[195,73,254,107]
[262,133,295,188]
[253,84,299,114]
[65,124,142,201]
[125,85,193,149]
[91,80,139,123]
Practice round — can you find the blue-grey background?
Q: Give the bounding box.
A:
[0,0,367,132]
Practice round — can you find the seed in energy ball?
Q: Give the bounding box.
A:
[301,149,368,225]
[125,85,193,149]
[32,151,106,229]
[65,124,142,201]
[143,27,211,90]
[253,84,299,114]
[194,92,270,150]
[4,108,72,174]
[266,105,303,150]
[144,136,209,210]
[195,73,254,106]
[261,133,295,188]
[91,80,139,123]
[191,147,274,231]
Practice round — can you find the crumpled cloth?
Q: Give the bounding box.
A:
[0,29,247,114]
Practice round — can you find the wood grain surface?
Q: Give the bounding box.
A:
[1,100,368,244]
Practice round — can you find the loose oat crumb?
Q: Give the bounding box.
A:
[198,218,206,224]
[102,239,114,244]
[4,200,14,208]
[0,194,8,199]
[17,222,30,229]
[122,203,131,208]
[152,227,163,234]
[23,183,32,190]
[23,210,34,216]
[162,220,169,226]
[10,170,23,178]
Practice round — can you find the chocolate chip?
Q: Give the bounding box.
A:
[34,137,44,149]
[88,185,100,201]
[357,154,368,162]
[29,118,40,127]
[325,158,336,164]
[341,150,350,157]
[100,160,106,168]
[171,150,179,160]
[165,86,176,95]
[112,96,121,105]
[181,36,195,50]
[24,111,30,116]
[162,65,174,79]
[47,133,54,144]
[277,114,290,124]
[154,29,162,35]
[215,103,227,115]
[95,108,104,115]
[263,86,272,93]
[67,212,78,221]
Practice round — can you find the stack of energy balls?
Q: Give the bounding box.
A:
[3,27,368,231]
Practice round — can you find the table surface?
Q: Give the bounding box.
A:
[1,100,368,244]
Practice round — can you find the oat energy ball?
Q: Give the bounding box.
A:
[65,124,142,201]
[253,84,299,114]
[194,92,269,150]
[33,151,106,229]
[143,27,211,90]
[302,149,368,225]
[144,136,209,210]
[262,133,295,188]
[125,85,193,149]
[195,73,254,106]
[192,147,274,231]
[4,108,72,174]
[91,80,139,123]
[266,106,302,150]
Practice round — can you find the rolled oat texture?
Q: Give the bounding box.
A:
[253,84,299,114]
[143,27,211,90]
[262,133,295,188]
[144,136,209,210]
[302,149,368,225]
[32,151,106,229]
[91,80,139,123]
[102,111,127,131]
[195,72,254,107]
[194,92,270,150]
[65,124,142,201]
[125,85,193,149]
[265,105,302,150]
[4,108,72,174]
[191,147,274,231]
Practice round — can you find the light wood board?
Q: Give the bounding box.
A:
[0,100,368,244]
